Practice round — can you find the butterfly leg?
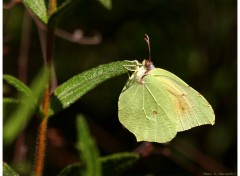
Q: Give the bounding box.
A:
[123,60,142,71]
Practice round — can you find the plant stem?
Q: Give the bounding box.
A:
[18,10,32,83]
[34,85,50,176]
[34,1,57,175]
[48,0,57,16]
[35,119,47,176]
[46,28,54,65]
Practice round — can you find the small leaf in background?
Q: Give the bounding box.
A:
[3,98,20,121]
[58,163,84,176]
[100,152,139,175]
[48,0,81,27]
[3,67,50,146]
[3,162,19,176]
[22,0,48,24]
[50,61,128,115]
[11,161,33,176]
[98,0,112,10]
[3,75,32,96]
[58,152,139,176]
[76,115,102,176]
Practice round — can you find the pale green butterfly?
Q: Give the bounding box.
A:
[118,34,215,143]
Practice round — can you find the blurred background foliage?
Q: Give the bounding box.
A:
[3,0,236,175]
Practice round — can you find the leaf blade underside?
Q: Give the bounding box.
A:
[50,61,128,115]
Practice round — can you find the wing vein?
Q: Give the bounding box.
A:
[143,83,175,138]
[157,75,201,127]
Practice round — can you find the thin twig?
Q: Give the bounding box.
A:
[55,29,102,45]
[152,139,229,174]
[172,139,228,173]
[134,139,229,175]
[18,10,32,83]
[37,28,47,63]
[12,9,32,166]
[30,12,102,45]
[12,133,28,164]
[3,0,20,9]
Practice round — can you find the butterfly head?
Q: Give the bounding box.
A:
[142,59,155,71]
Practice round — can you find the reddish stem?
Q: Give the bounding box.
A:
[34,0,57,174]
[34,86,50,176]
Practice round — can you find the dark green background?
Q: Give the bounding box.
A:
[3,0,237,175]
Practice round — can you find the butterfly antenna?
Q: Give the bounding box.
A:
[144,34,151,62]
[144,34,155,71]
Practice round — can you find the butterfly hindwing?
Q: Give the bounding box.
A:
[118,74,178,143]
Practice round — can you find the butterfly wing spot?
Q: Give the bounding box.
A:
[163,86,188,115]
[153,111,158,115]
[178,98,187,112]
[152,111,158,120]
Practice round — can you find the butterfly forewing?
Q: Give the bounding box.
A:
[150,68,215,132]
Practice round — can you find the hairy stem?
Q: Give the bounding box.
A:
[34,1,57,175]
[34,85,50,176]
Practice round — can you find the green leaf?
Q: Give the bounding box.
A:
[58,163,84,176]
[3,162,19,176]
[11,161,32,176]
[100,152,139,175]
[3,98,20,121]
[22,0,48,24]
[3,67,50,146]
[22,0,80,25]
[58,152,139,176]
[50,61,128,115]
[48,0,81,28]
[76,115,102,176]
[3,75,32,95]
[98,0,112,10]
[3,98,20,104]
